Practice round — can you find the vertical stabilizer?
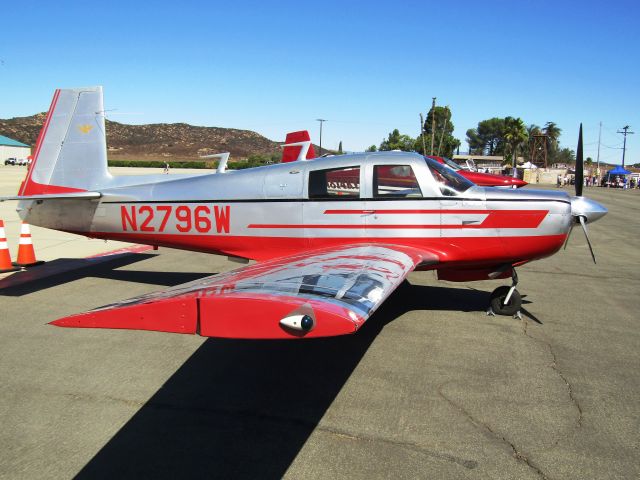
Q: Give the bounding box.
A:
[20,87,112,195]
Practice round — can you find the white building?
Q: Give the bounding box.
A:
[0,135,31,162]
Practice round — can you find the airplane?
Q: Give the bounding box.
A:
[426,155,528,188]
[0,87,607,339]
[280,130,527,188]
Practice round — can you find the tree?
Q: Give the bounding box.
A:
[526,124,542,161]
[503,117,528,166]
[419,105,460,157]
[555,147,575,164]
[527,124,542,137]
[466,117,505,155]
[365,145,377,152]
[338,141,343,154]
[543,122,561,146]
[542,122,562,163]
[379,129,415,152]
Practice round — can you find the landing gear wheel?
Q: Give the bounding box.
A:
[489,286,522,316]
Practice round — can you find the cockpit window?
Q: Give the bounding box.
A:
[309,166,360,198]
[374,165,422,198]
[424,157,474,196]
[442,157,462,171]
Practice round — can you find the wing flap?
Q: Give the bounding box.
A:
[51,244,437,339]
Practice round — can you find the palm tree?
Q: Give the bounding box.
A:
[503,117,529,167]
[543,122,561,150]
[527,124,541,137]
[526,124,542,161]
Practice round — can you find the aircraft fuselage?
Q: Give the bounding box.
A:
[20,153,573,280]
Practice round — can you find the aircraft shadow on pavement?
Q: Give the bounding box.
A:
[74,283,495,480]
[0,254,210,296]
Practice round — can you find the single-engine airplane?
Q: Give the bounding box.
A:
[1,87,607,339]
[426,155,528,188]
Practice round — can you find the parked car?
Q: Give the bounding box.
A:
[4,157,17,165]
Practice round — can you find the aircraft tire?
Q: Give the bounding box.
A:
[490,286,521,316]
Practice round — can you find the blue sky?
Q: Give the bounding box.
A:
[1,0,638,164]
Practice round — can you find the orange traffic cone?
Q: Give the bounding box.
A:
[13,222,44,267]
[0,220,20,273]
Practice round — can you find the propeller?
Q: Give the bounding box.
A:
[575,125,583,197]
[579,216,597,264]
[567,123,598,263]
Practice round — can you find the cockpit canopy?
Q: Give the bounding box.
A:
[423,156,474,196]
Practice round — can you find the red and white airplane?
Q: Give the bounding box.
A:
[1,87,607,339]
[425,156,527,188]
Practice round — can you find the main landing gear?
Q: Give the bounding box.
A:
[487,269,522,319]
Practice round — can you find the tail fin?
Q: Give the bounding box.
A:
[281,130,316,163]
[19,87,111,196]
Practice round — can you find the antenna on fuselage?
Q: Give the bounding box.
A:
[200,152,231,173]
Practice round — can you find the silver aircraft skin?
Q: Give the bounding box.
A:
[1,87,607,339]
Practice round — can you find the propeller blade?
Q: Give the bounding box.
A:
[575,124,583,197]
[578,216,597,264]
[563,221,574,250]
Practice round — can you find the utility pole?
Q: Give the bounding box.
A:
[596,121,601,175]
[316,119,327,156]
[617,125,634,168]
[419,113,426,155]
[437,116,448,156]
[430,97,436,155]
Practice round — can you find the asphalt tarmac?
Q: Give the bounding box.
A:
[0,185,638,479]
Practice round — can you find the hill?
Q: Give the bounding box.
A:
[0,113,283,161]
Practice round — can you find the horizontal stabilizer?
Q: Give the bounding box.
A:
[0,192,101,202]
[51,245,434,339]
[282,130,316,163]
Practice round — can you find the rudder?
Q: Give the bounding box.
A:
[20,87,112,196]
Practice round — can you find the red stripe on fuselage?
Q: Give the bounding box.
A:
[251,209,548,230]
[72,231,567,266]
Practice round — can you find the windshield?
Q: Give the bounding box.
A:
[442,157,462,171]
[424,157,474,196]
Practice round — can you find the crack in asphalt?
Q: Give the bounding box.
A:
[63,390,477,470]
[521,319,584,430]
[315,425,478,470]
[437,382,549,480]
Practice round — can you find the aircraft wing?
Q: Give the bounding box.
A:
[51,244,437,339]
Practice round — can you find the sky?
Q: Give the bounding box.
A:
[1,0,638,165]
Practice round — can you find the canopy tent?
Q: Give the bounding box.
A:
[608,165,631,175]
